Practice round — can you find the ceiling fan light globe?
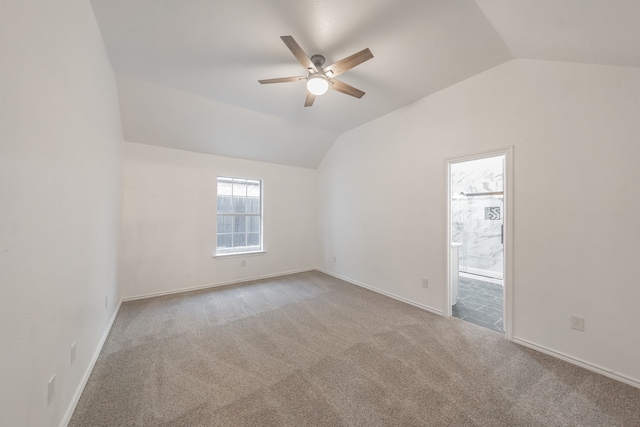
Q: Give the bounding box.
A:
[307,75,329,95]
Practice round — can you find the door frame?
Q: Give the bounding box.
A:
[445,146,514,340]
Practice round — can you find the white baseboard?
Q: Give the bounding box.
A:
[512,337,640,390]
[60,299,123,427]
[122,268,316,302]
[319,269,639,390]
[317,268,443,316]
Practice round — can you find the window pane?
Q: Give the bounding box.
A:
[233,180,247,197]
[217,215,232,233]
[247,181,260,197]
[217,233,232,248]
[233,196,247,214]
[218,179,232,196]
[248,197,260,214]
[234,216,246,232]
[249,216,260,233]
[233,233,246,247]
[247,233,260,246]
[217,195,233,213]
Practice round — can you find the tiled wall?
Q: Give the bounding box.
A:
[451,157,504,279]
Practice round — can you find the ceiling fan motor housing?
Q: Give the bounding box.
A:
[310,54,326,69]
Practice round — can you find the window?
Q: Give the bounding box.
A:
[216,177,262,255]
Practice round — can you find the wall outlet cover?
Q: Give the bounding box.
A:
[570,315,585,332]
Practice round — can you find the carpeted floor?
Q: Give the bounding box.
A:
[69,271,640,426]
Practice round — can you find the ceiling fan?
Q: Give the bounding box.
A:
[258,35,374,107]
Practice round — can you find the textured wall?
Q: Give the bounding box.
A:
[317,59,640,386]
[121,142,318,299]
[0,1,122,425]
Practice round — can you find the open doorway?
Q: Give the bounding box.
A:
[447,150,512,337]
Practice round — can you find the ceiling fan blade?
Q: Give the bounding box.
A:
[258,76,306,84]
[324,48,373,78]
[304,92,316,107]
[281,36,317,73]
[330,79,366,99]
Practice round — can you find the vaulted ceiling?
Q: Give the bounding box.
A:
[89,0,640,168]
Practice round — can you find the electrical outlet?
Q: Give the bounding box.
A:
[570,315,585,332]
[104,296,108,309]
[47,375,56,406]
[240,259,246,267]
[422,278,429,288]
[70,342,76,366]
[187,270,193,278]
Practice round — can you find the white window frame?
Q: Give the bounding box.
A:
[215,176,263,256]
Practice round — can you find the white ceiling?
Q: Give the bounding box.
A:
[89,0,640,168]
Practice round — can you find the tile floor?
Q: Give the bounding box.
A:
[452,275,503,333]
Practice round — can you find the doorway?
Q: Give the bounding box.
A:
[447,149,512,337]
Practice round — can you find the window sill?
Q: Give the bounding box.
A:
[213,250,266,259]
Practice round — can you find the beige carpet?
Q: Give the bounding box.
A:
[70,271,640,426]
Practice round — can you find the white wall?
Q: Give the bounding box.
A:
[0,1,122,426]
[121,142,317,299]
[116,76,338,169]
[317,59,640,385]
